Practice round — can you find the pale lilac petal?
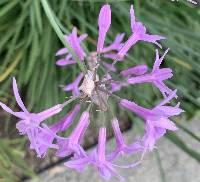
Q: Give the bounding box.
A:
[64,157,90,171]
[31,126,58,157]
[72,88,80,96]
[102,33,125,53]
[97,4,111,53]
[130,5,146,34]
[0,101,25,118]
[117,34,139,59]
[36,104,62,123]
[13,78,29,113]
[153,49,169,71]
[16,120,29,135]
[72,111,90,143]
[27,129,41,157]
[110,81,129,93]
[128,75,153,84]
[102,61,117,72]
[140,34,165,48]
[79,33,88,41]
[98,127,106,161]
[56,32,87,58]
[130,5,136,32]
[108,119,143,161]
[157,89,177,106]
[63,73,84,96]
[110,82,121,92]
[56,111,89,157]
[55,138,71,157]
[153,118,178,131]
[56,48,68,56]
[114,33,125,46]
[49,104,80,133]
[68,27,85,61]
[99,166,111,180]
[154,127,166,140]
[120,99,155,119]
[103,53,123,61]
[153,68,173,80]
[112,118,124,147]
[56,59,76,66]
[154,81,173,97]
[60,104,81,131]
[121,65,148,77]
[154,106,183,117]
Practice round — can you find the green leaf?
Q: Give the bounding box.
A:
[166,132,200,163]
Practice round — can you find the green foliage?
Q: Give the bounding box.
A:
[0,0,199,181]
[0,138,35,182]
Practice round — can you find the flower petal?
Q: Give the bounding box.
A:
[97,4,111,53]
[153,118,178,131]
[0,101,24,118]
[56,59,76,66]
[12,77,29,113]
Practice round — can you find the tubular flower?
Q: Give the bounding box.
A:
[120,90,183,151]
[63,73,84,96]
[127,49,174,97]
[56,28,87,66]
[107,118,143,161]
[0,4,183,181]
[121,64,148,77]
[102,33,125,53]
[117,5,165,59]
[55,111,90,157]
[29,103,80,157]
[97,4,111,53]
[0,78,62,157]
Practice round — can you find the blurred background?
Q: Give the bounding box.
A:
[0,0,200,181]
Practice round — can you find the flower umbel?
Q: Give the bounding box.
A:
[0,4,183,181]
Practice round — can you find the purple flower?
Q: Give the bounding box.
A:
[55,111,89,157]
[110,81,128,93]
[31,104,81,157]
[120,90,183,151]
[56,34,87,56]
[57,104,81,131]
[102,33,125,53]
[65,127,141,181]
[142,118,178,151]
[107,118,143,161]
[121,64,148,77]
[63,73,84,96]
[102,61,117,72]
[97,4,111,53]
[65,128,124,181]
[68,27,86,61]
[117,5,165,59]
[127,49,173,97]
[56,28,87,66]
[103,53,123,61]
[56,56,76,66]
[0,78,62,157]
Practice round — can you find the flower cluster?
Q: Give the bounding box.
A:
[0,4,183,181]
